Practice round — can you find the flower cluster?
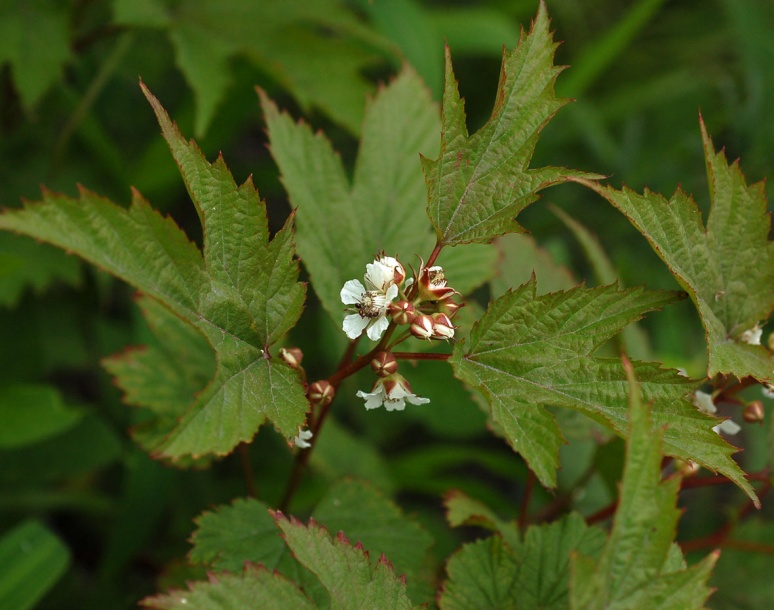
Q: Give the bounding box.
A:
[341,255,405,341]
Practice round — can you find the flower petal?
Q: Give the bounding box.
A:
[341,279,366,305]
[343,313,369,339]
[357,389,385,410]
[366,315,390,341]
[406,395,430,405]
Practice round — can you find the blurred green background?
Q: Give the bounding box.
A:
[1,0,773,607]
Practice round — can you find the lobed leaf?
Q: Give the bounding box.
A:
[440,513,605,610]
[262,66,439,328]
[574,119,774,381]
[142,564,315,610]
[451,278,755,502]
[0,86,308,461]
[569,358,719,609]
[422,2,602,246]
[273,512,415,610]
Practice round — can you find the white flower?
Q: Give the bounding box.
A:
[293,427,313,449]
[356,375,430,412]
[740,324,763,345]
[341,280,398,340]
[692,390,740,436]
[692,390,716,414]
[366,256,405,291]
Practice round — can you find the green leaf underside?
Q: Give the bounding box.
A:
[440,513,605,610]
[450,277,754,502]
[423,3,602,246]
[141,564,315,610]
[273,513,414,610]
[574,121,774,381]
[0,86,307,460]
[569,360,718,609]
[262,66,440,328]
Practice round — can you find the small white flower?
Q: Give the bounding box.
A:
[712,420,741,436]
[740,324,763,346]
[691,390,717,414]
[366,256,405,290]
[293,427,313,449]
[356,375,430,412]
[341,280,398,340]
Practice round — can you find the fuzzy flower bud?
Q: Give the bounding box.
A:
[389,300,416,325]
[279,347,304,369]
[431,312,455,340]
[410,314,434,340]
[743,400,765,424]
[370,351,398,377]
[308,380,335,407]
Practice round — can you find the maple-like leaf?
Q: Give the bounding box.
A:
[0,84,308,461]
[422,2,602,247]
[272,513,415,610]
[450,277,755,502]
[570,358,719,609]
[573,119,774,381]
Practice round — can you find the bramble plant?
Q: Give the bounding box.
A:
[2,2,774,608]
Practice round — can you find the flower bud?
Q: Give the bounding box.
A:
[410,314,434,340]
[674,459,700,477]
[308,380,335,407]
[279,347,304,369]
[389,300,416,325]
[431,312,455,340]
[370,351,398,377]
[440,299,464,318]
[744,400,765,424]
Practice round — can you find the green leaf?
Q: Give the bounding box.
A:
[189,498,284,572]
[0,1,71,111]
[444,490,520,548]
[570,358,718,609]
[142,564,316,610]
[0,385,83,449]
[574,119,774,381]
[102,296,215,467]
[273,512,415,610]
[0,86,308,461]
[312,479,433,604]
[440,513,605,610]
[262,66,440,327]
[450,278,754,502]
[114,0,381,135]
[0,233,80,308]
[422,4,602,246]
[0,520,70,610]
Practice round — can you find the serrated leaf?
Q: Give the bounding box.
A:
[312,479,433,604]
[0,520,70,610]
[570,358,718,609]
[189,498,284,572]
[444,490,520,549]
[422,3,602,246]
[262,66,439,327]
[440,513,605,610]
[574,119,774,381]
[273,513,414,610]
[0,1,71,111]
[102,296,215,467]
[450,278,754,502]
[0,86,308,461]
[142,563,316,610]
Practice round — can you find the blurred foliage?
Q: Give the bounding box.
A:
[0,0,773,607]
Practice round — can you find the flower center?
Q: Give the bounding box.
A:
[356,291,384,318]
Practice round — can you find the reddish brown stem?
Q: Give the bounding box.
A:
[237,442,257,498]
[518,470,536,531]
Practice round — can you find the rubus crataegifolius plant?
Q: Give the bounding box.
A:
[2,3,772,607]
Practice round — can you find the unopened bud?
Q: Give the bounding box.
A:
[371,351,398,377]
[440,299,464,318]
[674,459,700,477]
[410,314,434,340]
[389,300,416,325]
[279,347,304,369]
[308,380,335,407]
[744,400,765,424]
[431,312,455,340]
